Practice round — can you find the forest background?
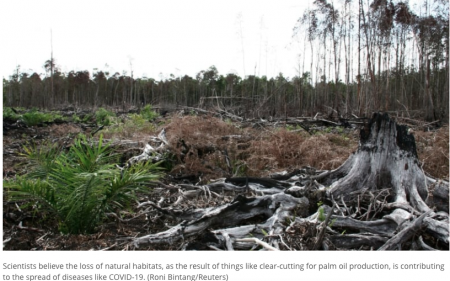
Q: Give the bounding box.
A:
[2,0,449,121]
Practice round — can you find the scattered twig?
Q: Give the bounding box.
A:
[17,221,45,233]
[314,204,336,250]
[235,238,279,251]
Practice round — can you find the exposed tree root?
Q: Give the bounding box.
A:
[126,113,448,250]
[133,193,308,249]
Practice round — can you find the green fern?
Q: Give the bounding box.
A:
[95,108,116,126]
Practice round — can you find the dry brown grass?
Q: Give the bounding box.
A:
[161,115,359,181]
[96,113,447,182]
[247,129,358,175]
[414,126,449,180]
[165,115,243,181]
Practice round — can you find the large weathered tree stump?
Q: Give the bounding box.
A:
[316,113,427,210]
[313,112,448,248]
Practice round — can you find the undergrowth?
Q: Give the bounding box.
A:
[101,113,158,140]
[98,104,159,139]
[163,115,358,181]
[4,134,161,234]
[95,108,116,126]
[247,129,357,173]
[141,104,159,121]
[415,127,449,179]
[3,107,64,126]
[3,107,20,120]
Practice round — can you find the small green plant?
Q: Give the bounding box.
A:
[329,218,336,228]
[141,104,159,122]
[328,134,351,147]
[21,109,63,126]
[129,113,147,127]
[318,206,326,222]
[232,160,248,177]
[141,104,159,121]
[317,205,336,228]
[3,107,19,120]
[102,113,157,138]
[72,113,81,123]
[95,108,116,126]
[5,134,161,234]
[21,141,62,179]
[82,113,93,123]
[286,124,303,132]
[335,126,344,134]
[324,127,332,133]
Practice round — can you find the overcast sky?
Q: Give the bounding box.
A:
[1,0,312,80]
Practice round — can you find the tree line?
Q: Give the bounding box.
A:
[3,0,448,121]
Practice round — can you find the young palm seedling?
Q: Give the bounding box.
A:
[5,134,161,234]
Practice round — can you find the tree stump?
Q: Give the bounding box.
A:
[314,112,448,248]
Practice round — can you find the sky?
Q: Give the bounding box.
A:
[1,0,312,80]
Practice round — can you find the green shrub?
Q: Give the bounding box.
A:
[72,113,81,123]
[95,108,116,126]
[21,108,63,126]
[129,113,147,127]
[5,134,161,234]
[82,113,94,123]
[3,107,19,120]
[141,104,159,121]
[101,113,157,138]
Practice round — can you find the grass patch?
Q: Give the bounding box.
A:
[247,129,358,173]
[3,107,64,126]
[415,127,449,179]
[3,107,20,120]
[95,108,116,126]
[22,109,64,126]
[141,104,159,121]
[101,113,157,140]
